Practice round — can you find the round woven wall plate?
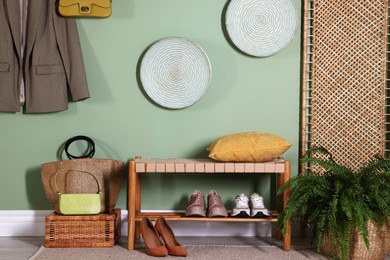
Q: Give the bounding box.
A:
[226,0,298,57]
[140,37,212,109]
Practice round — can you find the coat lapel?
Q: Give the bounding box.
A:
[5,0,21,59]
[25,0,45,60]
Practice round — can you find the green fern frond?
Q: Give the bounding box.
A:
[277,146,390,260]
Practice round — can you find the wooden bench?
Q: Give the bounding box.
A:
[127,157,291,251]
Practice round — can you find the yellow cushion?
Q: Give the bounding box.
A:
[207,132,292,162]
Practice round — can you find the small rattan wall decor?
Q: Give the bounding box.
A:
[301,0,389,171]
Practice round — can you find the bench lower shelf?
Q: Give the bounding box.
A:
[135,211,279,222]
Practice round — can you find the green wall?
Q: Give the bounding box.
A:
[0,0,301,211]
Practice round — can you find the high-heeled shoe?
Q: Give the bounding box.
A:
[155,216,188,257]
[140,217,168,257]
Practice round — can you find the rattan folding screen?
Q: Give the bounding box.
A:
[301,0,390,171]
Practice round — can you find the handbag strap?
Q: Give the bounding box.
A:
[64,135,95,160]
[54,169,101,194]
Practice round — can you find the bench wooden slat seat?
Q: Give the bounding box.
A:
[134,158,286,173]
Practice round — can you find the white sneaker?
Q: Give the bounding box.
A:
[250,193,270,218]
[231,193,250,217]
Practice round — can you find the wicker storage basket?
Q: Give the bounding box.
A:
[45,208,121,248]
[321,220,390,260]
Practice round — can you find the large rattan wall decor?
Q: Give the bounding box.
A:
[301,0,389,171]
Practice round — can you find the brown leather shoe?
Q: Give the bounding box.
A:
[185,189,206,217]
[207,190,228,217]
[155,216,188,257]
[140,217,168,257]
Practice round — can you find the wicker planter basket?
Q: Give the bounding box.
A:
[321,220,390,260]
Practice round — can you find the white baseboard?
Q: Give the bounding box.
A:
[0,210,273,237]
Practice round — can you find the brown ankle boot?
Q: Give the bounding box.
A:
[155,217,188,257]
[140,217,168,257]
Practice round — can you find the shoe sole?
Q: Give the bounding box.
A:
[230,208,251,218]
[251,209,270,218]
[185,207,206,217]
[231,210,251,218]
[207,208,228,217]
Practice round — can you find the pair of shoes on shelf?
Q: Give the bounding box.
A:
[231,193,270,218]
[140,216,188,257]
[185,189,228,217]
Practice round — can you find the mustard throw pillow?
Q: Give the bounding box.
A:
[207,132,292,162]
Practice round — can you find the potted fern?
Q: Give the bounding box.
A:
[277,146,390,260]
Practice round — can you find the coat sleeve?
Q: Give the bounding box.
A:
[52,9,90,101]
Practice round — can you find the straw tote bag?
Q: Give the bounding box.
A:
[41,135,124,213]
[42,158,124,214]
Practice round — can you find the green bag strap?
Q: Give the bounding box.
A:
[54,169,101,194]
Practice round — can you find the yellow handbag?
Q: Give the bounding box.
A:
[55,169,102,215]
[58,0,112,18]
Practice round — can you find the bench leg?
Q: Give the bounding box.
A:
[127,161,136,250]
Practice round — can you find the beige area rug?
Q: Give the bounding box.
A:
[29,237,329,260]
